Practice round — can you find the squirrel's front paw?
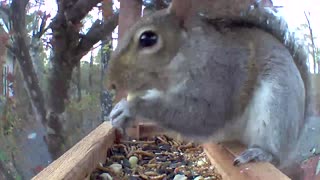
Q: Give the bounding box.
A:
[109,98,131,130]
[233,147,273,166]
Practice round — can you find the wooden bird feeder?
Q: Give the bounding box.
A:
[32,121,317,180]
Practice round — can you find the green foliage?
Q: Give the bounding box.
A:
[94,42,112,64]
[0,149,22,180]
[26,13,37,33]
[0,148,21,180]
[94,49,102,64]
[316,47,320,58]
[68,92,100,112]
[64,51,104,115]
[3,114,16,135]
[14,175,22,180]
[79,62,102,92]
[102,41,113,54]
[0,100,20,136]
[0,149,9,162]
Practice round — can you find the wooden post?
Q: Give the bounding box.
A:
[118,0,142,40]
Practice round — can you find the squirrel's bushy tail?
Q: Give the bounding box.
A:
[203,3,311,121]
[244,5,311,120]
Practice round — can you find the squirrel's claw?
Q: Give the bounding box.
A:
[233,147,273,166]
[109,98,131,130]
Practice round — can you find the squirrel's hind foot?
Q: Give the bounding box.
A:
[233,147,273,166]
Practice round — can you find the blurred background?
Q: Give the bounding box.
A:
[0,0,318,179]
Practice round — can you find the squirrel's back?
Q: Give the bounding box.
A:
[203,5,311,120]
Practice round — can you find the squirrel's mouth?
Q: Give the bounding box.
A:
[126,83,151,101]
[108,81,150,102]
[126,92,139,101]
[127,88,163,102]
[109,71,167,102]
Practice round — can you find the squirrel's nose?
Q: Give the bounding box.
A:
[106,78,116,90]
[106,79,128,102]
[107,82,117,94]
[110,83,117,91]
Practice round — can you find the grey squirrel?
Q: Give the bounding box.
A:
[107,1,311,178]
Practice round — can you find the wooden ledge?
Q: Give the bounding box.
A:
[32,122,115,180]
[202,142,290,180]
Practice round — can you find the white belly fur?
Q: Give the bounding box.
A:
[241,80,278,153]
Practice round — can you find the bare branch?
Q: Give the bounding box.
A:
[34,12,50,38]
[66,0,103,23]
[5,44,16,55]
[0,6,9,15]
[304,11,317,71]
[0,5,10,28]
[73,13,118,60]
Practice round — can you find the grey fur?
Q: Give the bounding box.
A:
[108,2,310,178]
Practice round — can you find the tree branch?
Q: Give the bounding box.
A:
[73,13,118,60]
[34,12,50,38]
[304,11,317,69]
[66,0,103,23]
[11,0,47,125]
[0,5,10,28]
[0,6,9,15]
[10,0,29,29]
[5,44,15,55]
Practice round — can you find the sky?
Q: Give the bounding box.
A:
[272,0,319,34]
[39,0,320,41]
[34,0,320,69]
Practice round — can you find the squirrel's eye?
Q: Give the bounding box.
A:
[139,31,158,48]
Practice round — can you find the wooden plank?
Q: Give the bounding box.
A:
[202,142,291,180]
[121,122,162,140]
[32,122,115,180]
[137,122,164,139]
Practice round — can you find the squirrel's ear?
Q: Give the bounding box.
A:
[167,0,191,28]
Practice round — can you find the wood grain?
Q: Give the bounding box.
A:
[32,122,115,180]
[202,142,291,180]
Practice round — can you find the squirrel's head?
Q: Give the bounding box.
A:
[106,5,188,99]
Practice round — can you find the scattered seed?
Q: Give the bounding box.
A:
[90,135,222,180]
